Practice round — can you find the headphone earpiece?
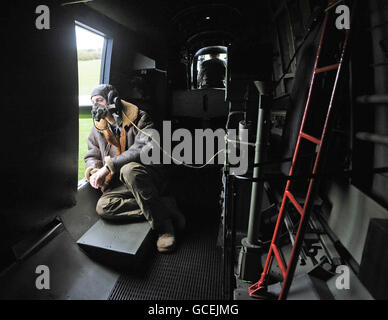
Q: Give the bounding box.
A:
[107,89,119,105]
[107,89,122,114]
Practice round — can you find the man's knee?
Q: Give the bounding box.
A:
[96,196,119,217]
[120,162,147,186]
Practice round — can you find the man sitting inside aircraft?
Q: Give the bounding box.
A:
[84,84,185,253]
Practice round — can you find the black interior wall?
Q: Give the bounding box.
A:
[85,0,168,71]
[72,4,167,98]
[369,0,388,207]
[347,0,388,209]
[0,1,79,255]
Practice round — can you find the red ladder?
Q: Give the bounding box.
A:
[249,0,350,300]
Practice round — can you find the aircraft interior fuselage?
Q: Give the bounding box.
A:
[0,0,387,302]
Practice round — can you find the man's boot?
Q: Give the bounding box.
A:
[156,219,176,253]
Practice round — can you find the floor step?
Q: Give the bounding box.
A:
[77,219,153,269]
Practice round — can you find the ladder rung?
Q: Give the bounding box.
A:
[314,63,339,74]
[271,244,287,279]
[300,132,321,145]
[285,191,304,215]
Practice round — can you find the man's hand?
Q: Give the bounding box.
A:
[90,166,110,189]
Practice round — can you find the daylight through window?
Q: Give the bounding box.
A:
[75,25,105,106]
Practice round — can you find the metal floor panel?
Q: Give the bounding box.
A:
[108,225,223,300]
[77,219,154,269]
[77,220,151,255]
[0,229,120,300]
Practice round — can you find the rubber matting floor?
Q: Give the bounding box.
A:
[108,224,223,300]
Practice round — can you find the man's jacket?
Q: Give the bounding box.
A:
[84,100,154,180]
